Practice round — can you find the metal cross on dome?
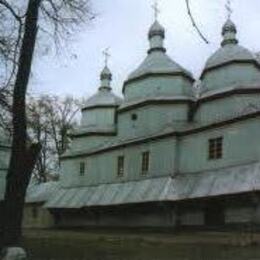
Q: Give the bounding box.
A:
[225,0,233,19]
[152,0,160,21]
[103,48,110,67]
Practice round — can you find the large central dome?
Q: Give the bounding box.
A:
[123,20,194,101]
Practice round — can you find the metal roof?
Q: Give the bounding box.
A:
[26,181,60,204]
[44,162,260,209]
[82,89,122,110]
[204,44,254,71]
[126,51,193,82]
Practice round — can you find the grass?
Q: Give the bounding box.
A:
[22,229,260,260]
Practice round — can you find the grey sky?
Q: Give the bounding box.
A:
[30,0,260,99]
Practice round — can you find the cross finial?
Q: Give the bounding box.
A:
[102,48,110,67]
[152,0,160,21]
[225,0,233,19]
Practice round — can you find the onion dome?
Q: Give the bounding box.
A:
[200,18,260,94]
[83,66,122,110]
[126,21,193,82]
[123,20,194,98]
[204,19,254,71]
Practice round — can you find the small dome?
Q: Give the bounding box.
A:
[222,19,237,36]
[202,18,255,73]
[100,66,112,82]
[83,65,122,110]
[148,21,165,39]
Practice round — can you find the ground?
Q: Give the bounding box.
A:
[22,229,260,260]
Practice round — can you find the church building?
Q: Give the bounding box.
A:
[44,14,260,228]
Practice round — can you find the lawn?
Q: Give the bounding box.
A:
[22,229,260,260]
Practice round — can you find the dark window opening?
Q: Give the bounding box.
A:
[141,151,150,175]
[79,162,85,176]
[117,156,124,177]
[208,137,223,160]
[131,113,138,121]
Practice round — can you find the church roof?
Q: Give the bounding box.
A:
[125,20,193,85]
[45,162,260,209]
[204,45,254,71]
[202,18,255,73]
[83,90,122,110]
[26,182,60,204]
[127,51,193,81]
[83,65,122,110]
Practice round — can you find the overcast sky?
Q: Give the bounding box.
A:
[30,0,260,99]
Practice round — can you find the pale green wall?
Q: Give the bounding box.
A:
[81,108,116,128]
[117,104,189,139]
[61,138,177,187]
[202,64,260,93]
[195,94,260,124]
[124,75,193,102]
[61,115,260,188]
[179,118,260,173]
[70,136,116,152]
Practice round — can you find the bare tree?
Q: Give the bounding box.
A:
[0,0,94,252]
[27,94,81,182]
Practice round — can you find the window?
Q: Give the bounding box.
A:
[79,162,85,176]
[141,151,150,174]
[131,113,138,121]
[117,156,124,177]
[208,137,223,160]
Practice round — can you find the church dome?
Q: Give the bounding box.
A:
[83,66,122,110]
[200,18,260,94]
[123,20,194,100]
[204,20,254,71]
[126,21,193,83]
[148,20,165,40]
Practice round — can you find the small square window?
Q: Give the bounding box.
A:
[79,162,85,176]
[208,137,223,160]
[117,156,124,177]
[141,151,150,175]
[131,113,138,121]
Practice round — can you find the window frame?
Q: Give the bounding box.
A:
[208,137,223,160]
[117,156,125,177]
[141,151,150,175]
[79,161,86,176]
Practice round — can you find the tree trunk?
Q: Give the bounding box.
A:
[0,0,42,249]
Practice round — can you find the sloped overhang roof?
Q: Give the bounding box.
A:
[44,161,260,209]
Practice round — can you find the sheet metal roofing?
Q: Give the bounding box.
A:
[204,45,254,70]
[82,89,122,110]
[127,51,193,82]
[203,19,255,71]
[26,181,60,204]
[44,161,260,209]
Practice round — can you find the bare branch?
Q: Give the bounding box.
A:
[0,0,22,22]
[185,0,209,44]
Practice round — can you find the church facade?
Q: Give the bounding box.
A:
[43,17,260,228]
